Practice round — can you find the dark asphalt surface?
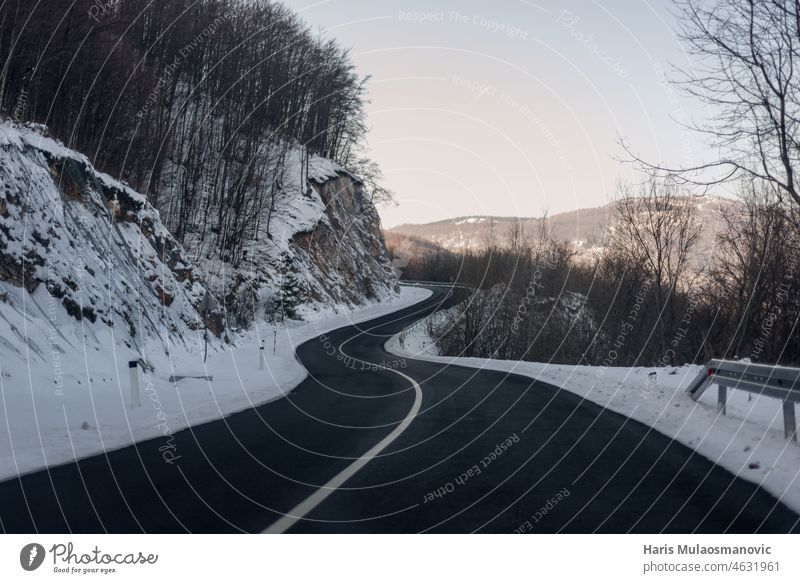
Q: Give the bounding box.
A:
[0,286,797,533]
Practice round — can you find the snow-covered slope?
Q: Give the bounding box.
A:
[0,122,214,361]
[0,121,397,355]
[0,120,399,478]
[209,149,398,326]
[154,143,398,331]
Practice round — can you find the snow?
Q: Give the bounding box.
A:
[0,119,405,481]
[306,154,348,184]
[0,121,81,162]
[387,325,800,514]
[0,286,431,481]
[453,217,487,226]
[0,120,211,353]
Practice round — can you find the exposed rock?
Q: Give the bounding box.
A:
[0,121,398,363]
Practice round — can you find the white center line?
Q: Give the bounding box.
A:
[262,337,423,533]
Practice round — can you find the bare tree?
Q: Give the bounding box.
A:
[349,156,395,206]
[625,0,800,207]
[0,0,376,251]
[610,177,702,356]
[706,180,800,361]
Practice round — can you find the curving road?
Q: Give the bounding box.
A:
[0,286,797,533]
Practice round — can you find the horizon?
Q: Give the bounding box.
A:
[283,0,722,227]
[386,191,736,228]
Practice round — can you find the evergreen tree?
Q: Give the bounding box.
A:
[278,254,302,320]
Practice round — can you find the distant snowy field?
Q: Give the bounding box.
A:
[387,325,800,514]
[0,286,432,481]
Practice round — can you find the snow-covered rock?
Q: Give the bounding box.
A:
[0,121,213,357]
[0,119,402,478]
[0,120,397,355]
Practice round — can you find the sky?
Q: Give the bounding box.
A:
[281,0,713,227]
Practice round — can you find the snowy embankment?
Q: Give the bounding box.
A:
[0,286,431,481]
[386,325,800,513]
[0,119,405,481]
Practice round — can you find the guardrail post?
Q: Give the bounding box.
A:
[783,400,797,442]
[717,384,727,415]
[686,365,714,401]
[689,359,800,442]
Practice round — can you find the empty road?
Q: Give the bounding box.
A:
[1,286,797,533]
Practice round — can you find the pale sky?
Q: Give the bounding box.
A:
[282,0,712,227]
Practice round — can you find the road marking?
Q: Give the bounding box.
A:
[262,338,423,534]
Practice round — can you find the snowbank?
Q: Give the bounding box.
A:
[0,286,431,481]
[387,326,800,513]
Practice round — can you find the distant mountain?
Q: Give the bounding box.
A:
[387,196,737,258]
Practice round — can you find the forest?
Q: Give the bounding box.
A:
[389,0,800,368]
[0,0,377,267]
[392,180,800,367]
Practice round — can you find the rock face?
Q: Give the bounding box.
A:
[0,121,397,362]
[190,150,398,329]
[0,122,212,356]
[293,174,397,306]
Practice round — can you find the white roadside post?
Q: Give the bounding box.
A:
[259,339,266,370]
[128,360,141,408]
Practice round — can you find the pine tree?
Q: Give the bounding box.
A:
[278,254,302,320]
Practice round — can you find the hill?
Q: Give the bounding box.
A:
[387,196,736,260]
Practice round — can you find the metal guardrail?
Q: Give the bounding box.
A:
[687,359,800,441]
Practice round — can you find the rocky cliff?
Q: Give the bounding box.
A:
[0,121,397,369]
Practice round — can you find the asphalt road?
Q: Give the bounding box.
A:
[0,286,797,533]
